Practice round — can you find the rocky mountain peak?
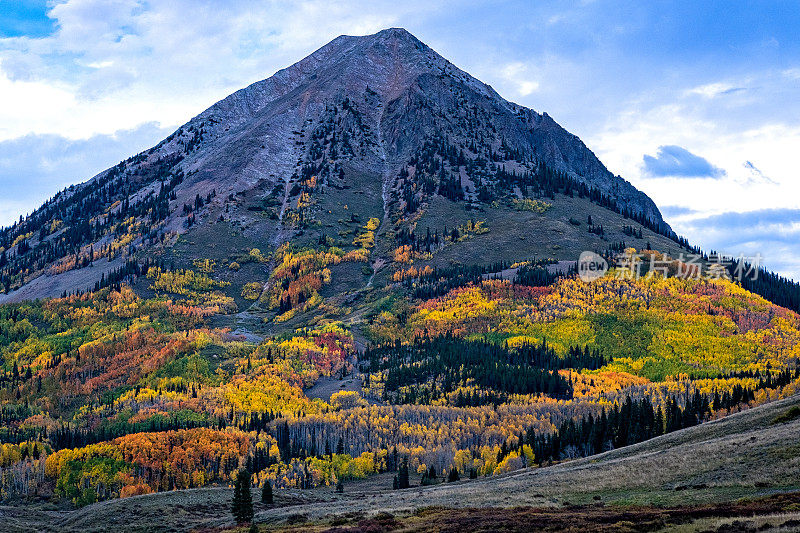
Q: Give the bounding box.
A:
[0,28,675,303]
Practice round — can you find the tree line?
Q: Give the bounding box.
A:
[360,335,608,404]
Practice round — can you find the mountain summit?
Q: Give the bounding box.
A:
[165,27,664,222]
[0,28,677,304]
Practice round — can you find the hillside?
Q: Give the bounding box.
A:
[4,393,800,532]
[0,28,677,305]
[1,263,800,523]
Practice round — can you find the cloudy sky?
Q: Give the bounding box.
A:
[1,0,799,278]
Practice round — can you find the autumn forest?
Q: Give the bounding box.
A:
[1,244,799,508]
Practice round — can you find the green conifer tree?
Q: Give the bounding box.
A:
[261,479,273,504]
[398,456,410,489]
[447,467,460,482]
[232,470,254,523]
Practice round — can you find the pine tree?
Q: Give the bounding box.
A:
[261,480,273,504]
[232,470,254,523]
[232,473,243,519]
[447,467,460,482]
[398,456,410,489]
[422,465,438,485]
[654,407,665,436]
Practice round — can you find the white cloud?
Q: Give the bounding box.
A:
[783,67,800,80]
[82,60,115,69]
[685,81,746,98]
[497,62,540,97]
[0,65,75,140]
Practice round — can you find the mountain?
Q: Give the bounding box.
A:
[0,28,678,305]
[3,28,800,528]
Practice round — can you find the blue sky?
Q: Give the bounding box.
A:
[1,0,799,278]
[0,1,56,37]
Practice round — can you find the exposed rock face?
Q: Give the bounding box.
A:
[0,28,669,302]
[149,27,664,223]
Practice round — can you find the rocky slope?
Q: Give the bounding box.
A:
[0,27,672,303]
